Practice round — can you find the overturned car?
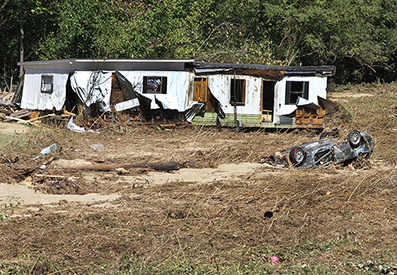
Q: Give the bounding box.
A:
[268,130,374,168]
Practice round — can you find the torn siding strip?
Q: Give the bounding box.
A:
[296,96,321,109]
[114,98,140,112]
[185,103,205,122]
[194,68,233,74]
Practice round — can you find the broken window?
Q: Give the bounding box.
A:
[143,76,167,94]
[285,81,309,104]
[41,75,53,94]
[230,79,246,105]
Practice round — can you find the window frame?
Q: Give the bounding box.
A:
[142,76,167,94]
[285,81,309,105]
[230,79,246,106]
[41,75,54,94]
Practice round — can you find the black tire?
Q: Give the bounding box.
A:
[348,130,362,148]
[289,147,306,166]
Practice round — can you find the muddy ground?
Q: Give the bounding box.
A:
[0,85,397,274]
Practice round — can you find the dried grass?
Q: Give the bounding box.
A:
[0,83,396,273]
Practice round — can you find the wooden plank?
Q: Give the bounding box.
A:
[193,78,207,102]
[17,113,57,124]
[63,110,76,117]
[296,107,325,129]
[0,109,12,115]
[9,109,31,119]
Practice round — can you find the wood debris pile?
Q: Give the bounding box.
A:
[1,108,76,126]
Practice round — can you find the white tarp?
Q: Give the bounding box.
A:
[20,73,68,110]
[70,71,112,112]
[119,71,189,112]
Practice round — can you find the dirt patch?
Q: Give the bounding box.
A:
[106,162,264,186]
[51,159,93,168]
[0,184,120,206]
[0,122,29,135]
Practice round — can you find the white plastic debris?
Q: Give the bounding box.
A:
[90,144,104,152]
[40,143,57,156]
[33,143,57,160]
[66,117,97,134]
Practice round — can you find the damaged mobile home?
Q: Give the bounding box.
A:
[16,59,335,129]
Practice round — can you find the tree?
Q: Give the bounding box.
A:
[2,0,397,87]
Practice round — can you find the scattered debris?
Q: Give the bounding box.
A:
[5,109,31,121]
[33,143,57,160]
[17,113,56,124]
[0,91,15,105]
[66,117,98,134]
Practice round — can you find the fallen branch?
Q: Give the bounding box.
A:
[34,174,69,179]
[66,162,180,171]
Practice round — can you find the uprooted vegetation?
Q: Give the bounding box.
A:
[0,83,396,274]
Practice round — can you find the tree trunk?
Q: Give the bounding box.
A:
[19,0,24,77]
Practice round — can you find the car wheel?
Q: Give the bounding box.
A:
[348,130,362,148]
[289,147,306,166]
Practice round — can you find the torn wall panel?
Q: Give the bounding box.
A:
[70,71,112,112]
[119,71,190,112]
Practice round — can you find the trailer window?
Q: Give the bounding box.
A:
[41,75,53,94]
[143,76,167,94]
[230,79,246,105]
[285,81,309,104]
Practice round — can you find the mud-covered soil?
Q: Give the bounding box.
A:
[0,86,397,274]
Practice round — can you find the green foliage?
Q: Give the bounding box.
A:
[1,0,397,87]
[35,0,123,59]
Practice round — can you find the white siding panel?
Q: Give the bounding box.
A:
[21,73,68,111]
[275,76,327,117]
[207,75,262,115]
